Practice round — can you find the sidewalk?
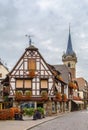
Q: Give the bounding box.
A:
[0,112,69,130]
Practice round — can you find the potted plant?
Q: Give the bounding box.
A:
[62,94,67,102]
[41,91,48,100]
[68,82,74,88]
[56,92,62,101]
[25,90,32,98]
[57,75,63,81]
[15,91,22,100]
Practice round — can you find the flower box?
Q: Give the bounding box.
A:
[62,94,67,102]
[56,92,62,101]
[41,91,48,100]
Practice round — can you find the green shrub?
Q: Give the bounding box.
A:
[23,108,34,116]
[23,107,44,116]
[25,91,32,97]
[37,107,44,115]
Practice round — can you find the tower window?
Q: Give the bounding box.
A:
[68,63,70,67]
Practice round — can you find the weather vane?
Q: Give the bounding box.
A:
[25,34,33,46]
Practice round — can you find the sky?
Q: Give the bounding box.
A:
[0,0,88,81]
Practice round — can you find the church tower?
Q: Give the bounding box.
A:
[62,27,77,79]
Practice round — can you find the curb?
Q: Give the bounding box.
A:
[26,112,70,130]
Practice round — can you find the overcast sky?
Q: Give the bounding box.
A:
[0,0,88,81]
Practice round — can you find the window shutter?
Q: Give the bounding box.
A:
[41,80,48,88]
[28,59,36,70]
[16,80,23,88]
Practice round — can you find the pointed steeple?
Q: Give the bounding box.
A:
[62,26,77,78]
[66,25,74,55]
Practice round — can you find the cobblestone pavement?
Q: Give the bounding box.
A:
[29,110,88,130]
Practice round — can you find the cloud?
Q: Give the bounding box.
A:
[37,0,53,10]
[0,0,88,81]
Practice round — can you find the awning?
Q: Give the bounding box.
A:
[72,100,84,104]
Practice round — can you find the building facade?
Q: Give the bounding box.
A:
[2,45,68,115]
[1,27,87,113]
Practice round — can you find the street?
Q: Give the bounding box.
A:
[29,110,88,130]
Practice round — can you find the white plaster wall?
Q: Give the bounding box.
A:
[0,65,9,79]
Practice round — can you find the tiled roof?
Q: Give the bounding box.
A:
[53,64,71,84]
[73,77,87,91]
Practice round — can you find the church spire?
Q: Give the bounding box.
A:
[66,25,74,55]
[62,26,77,79]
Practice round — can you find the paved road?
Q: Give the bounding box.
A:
[29,110,88,130]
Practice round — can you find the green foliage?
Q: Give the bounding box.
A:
[23,108,34,116]
[41,91,48,97]
[41,91,48,100]
[23,107,44,116]
[15,91,22,96]
[37,107,44,115]
[25,91,32,97]
[4,96,9,102]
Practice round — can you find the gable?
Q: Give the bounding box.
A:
[10,47,52,77]
[9,46,54,96]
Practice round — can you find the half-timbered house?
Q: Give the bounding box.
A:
[2,45,67,115]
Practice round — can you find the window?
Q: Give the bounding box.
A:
[16,79,32,88]
[28,59,36,77]
[16,80,23,88]
[24,80,31,88]
[28,59,36,70]
[68,62,70,67]
[41,79,48,88]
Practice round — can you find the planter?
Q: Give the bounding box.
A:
[29,71,35,77]
[15,91,22,97]
[41,91,48,100]
[25,91,32,97]
[56,75,63,82]
[69,82,77,89]
[62,94,67,102]
[56,92,62,101]
[73,96,81,100]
